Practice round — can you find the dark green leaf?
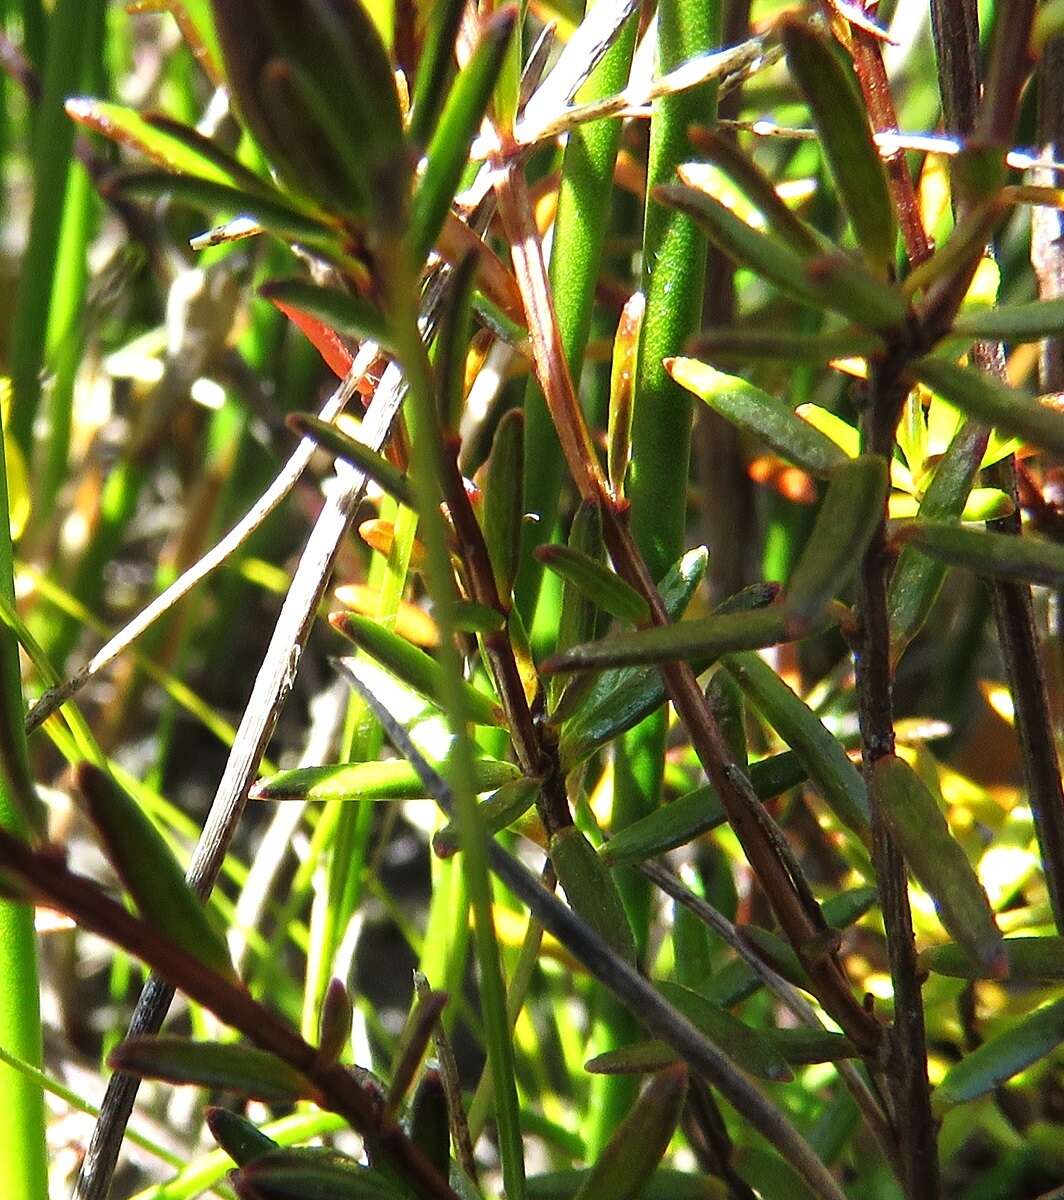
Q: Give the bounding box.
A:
[286,412,414,507]
[408,0,467,145]
[872,754,1005,976]
[233,1148,407,1199]
[781,16,896,272]
[932,998,1064,1114]
[600,752,807,867]
[657,982,792,1082]
[687,326,884,366]
[74,764,234,980]
[888,421,989,666]
[768,1028,857,1065]
[666,357,848,476]
[206,1107,280,1166]
[894,520,1064,588]
[786,454,889,621]
[536,544,650,624]
[951,296,1064,342]
[543,607,794,674]
[109,1037,312,1103]
[550,826,637,966]
[408,1068,451,1180]
[528,1169,725,1200]
[410,6,518,264]
[723,652,870,840]
[432,775,542,858]
[921,936,1064,981]
[571,1066,688,1200]
[329,614,504,726]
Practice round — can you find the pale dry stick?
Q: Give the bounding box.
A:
[72,354,406,1200]
[641,860,902,1181]
[27,346,376,735]
[337,659,850,1200]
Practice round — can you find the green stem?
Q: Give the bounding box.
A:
[10,0,101,453]
[0,416,48,1200]
[392,278,526,1200]
[585,0,721,1155]
[515,2,639,629]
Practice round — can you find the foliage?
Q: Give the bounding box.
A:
[1,2,1063,1199]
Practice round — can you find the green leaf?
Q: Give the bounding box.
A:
[600,752,806,867]
[667,358,848,476]
[432,775,542,858]
[768,1028,857,1065]
[688,326,884,366]
[544,607,795,673]
[654,185,907,329]
[786,454,888,621]
[259,281,393,354]
[483,408,525,600]
[407,0,466,144]
[250,757,519,802]
[895,520,1064,588]
[317,978,353,1066]
[888,420,989,666]
[550,826,637,966]
[233,1148,407,1198]
[206,1107,280,1166]
[408,1069,451,1180]
[903,196,1010,301]
[951,296,1064,342]
[536,545,650,624]
[109,1037,313,1103]
[74,764,234,981]
[410,6,518,264]
[571,1066,688,1200]
[872,754,1005,975]
[112,171,334,245]
[932,998,1064,1114]
[386,990,449,1113]
[329,613,504,726]
[65,99,249,185]
[914,357,1064,457]
[780,17,896,273]
[722,652,870,839]
[286,413,414,508]
[657,982,792,1082]
[549,502,607,715]
[585,1041,679,1074]
[685,127,821,258]
[921,936,1064,981]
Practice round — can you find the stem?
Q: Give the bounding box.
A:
[391,278,527,1200]
[515,0,638,623]
[0,425,47,1200]
[930,0,1064,934]
[854,360,938,1200]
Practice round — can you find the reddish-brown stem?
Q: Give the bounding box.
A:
[436,433,572,832]
[844,3,932,266]
[494,158,882,1053]
[0,831,462,1200]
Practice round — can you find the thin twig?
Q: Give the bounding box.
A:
[72,351,406,1200]
[336,659,851,1200]
[0,829,461,1200]
[930,0,1064,935]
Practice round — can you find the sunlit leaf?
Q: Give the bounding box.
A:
[873,754,1004,975]
[536,544,650,624]
[74,764,234,981]
[781,16,896,273]
[250,757,519,802]
[667,358,848,476]
[933,998,1064,1114]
